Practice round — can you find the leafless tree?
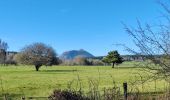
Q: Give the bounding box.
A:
[0,39,8,51]
[16,43,57,71]
[123,0,170,80]
[0,39,8,65]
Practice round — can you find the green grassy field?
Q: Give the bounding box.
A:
[0,62,167,99]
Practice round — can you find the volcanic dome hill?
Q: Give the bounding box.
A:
[60,49,94,60]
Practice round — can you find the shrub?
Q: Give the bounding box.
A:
[87,59,104,66]
[5,60,17,65]
[49,89,90,100]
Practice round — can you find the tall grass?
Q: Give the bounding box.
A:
[0,63,169,99]
[49,78,170,100]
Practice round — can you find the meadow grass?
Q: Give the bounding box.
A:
[0,62,167,98]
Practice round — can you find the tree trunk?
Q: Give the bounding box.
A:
[35,65,41,71]
[112,62,115,68]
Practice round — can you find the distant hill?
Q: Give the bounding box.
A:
[60,49,94,60]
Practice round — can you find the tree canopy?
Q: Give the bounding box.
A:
[102,50,123,68]
[16,43,57,71]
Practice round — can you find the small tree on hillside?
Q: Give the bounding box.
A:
[102,51,123,68]
[16,43,57,71]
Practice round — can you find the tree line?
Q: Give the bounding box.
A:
[0,40,123,71]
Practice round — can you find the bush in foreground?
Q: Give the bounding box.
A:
[48,89,90,100]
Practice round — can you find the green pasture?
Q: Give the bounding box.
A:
[0,62,167,98]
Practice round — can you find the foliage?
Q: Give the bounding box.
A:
[15,43,57,71]
[60,60,75,66]
[86,59,104,66]
[49,89,89,100]
[5,56,17,65]
[61,56,92,66]
[102,50,123,68]
[73,56,90,65]
[44,57,62,66]
[5,60,17,65]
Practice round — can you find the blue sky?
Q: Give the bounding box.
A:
[0,0,162,56]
